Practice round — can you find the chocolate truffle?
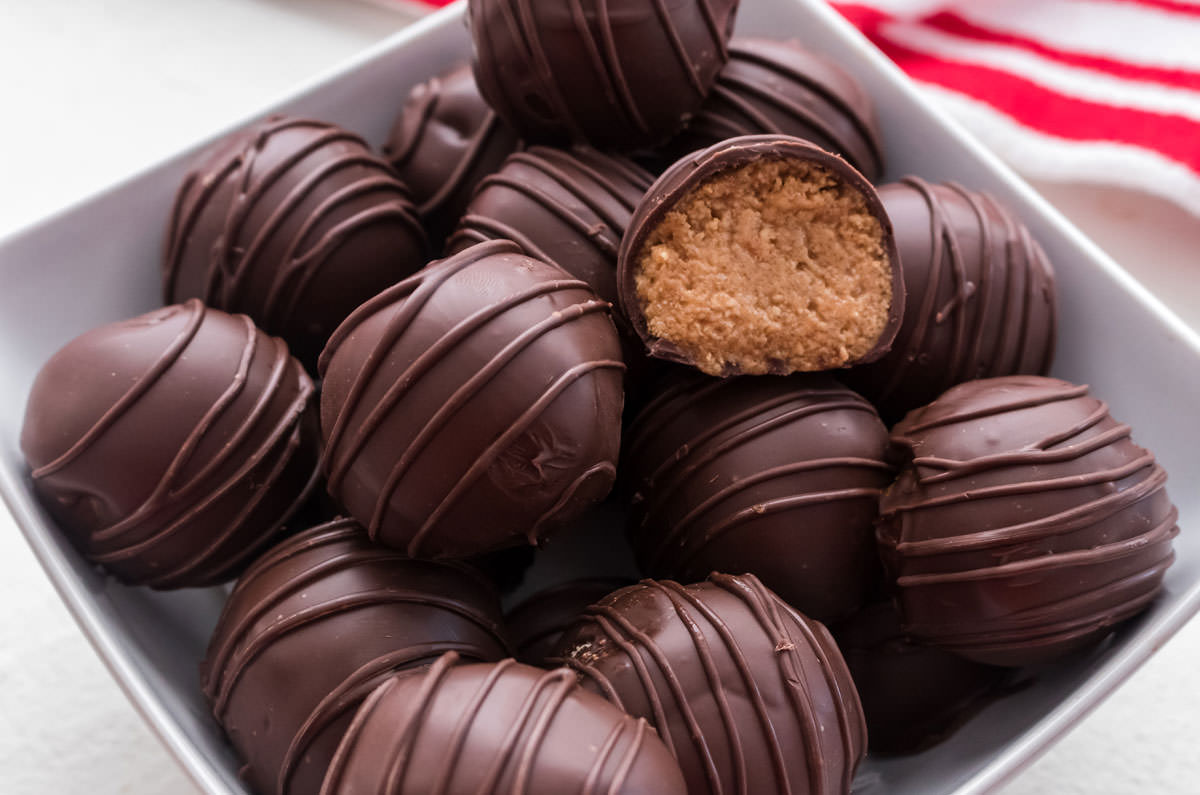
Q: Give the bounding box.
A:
[844,177,1057,421]
[558,574,867,795]
[506,577,634,666]
[447,146,653,313]
[833,600,1008,753]
[321,653,687,795]
[319,239,625,559]
[662,37,884,180]
[20,300,319,589]
[618,135,903,376]
[467,0,741,149]
[383,62,521,249]
[624,373,892,623]
[878,376,1179,666]
[164,116,428,370]
[201,518,509,795]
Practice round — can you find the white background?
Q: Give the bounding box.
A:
[2,1,1199,794]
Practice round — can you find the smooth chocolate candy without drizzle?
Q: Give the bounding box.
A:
[20,300,319,589]
[618,134,903,376]
[467,0,741,149]
[201,518,509,795]
[321,652,687,795]
[624,372,892,623]
[319,239,625,559]
[164,116,428,370]
[878,375,1179,666]
[558,573,866,795]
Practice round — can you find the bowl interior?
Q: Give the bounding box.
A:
[2,2,1199,794]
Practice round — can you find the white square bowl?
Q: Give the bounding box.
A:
[2,2,1199,794]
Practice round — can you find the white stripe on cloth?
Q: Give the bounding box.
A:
[882,21,1200,119]
[920,83,1200,217]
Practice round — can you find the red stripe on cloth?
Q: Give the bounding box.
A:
[923,11,1200,91]
[843,15,1200,175]
[1115,0,1200,17]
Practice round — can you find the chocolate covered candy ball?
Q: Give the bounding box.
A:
[319,239,625,559]
[619,135,903,376]
[878,376,1179,666]
[506,577,634,667]
[844,177,1057,422]
[20,300,319,588]
[625,373,892,623]
[321,653,687,795]
[467,0,741,149]
[202,519,508,795]
[164,116,428,370]
[661,36,884,179]
[384,62,521,249]
[558,574,866,795]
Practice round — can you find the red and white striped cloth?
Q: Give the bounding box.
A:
[390,0,1200,217]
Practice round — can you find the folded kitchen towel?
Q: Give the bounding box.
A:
[382,0,1200,217]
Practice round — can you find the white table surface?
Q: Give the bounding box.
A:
[2,2,1199,794]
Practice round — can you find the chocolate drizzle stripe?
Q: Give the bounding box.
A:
[319,670,396,795]
[509,0,583,140]
[576,606,723,789]
[623,377,734,463]
[32,300,205,478]
[405,355,624,555]
[898,510,1178,587]
[91,326,295,545]
[227,517,359,588]
[650,0,708,96]
[211,586,505,715]
[508,671,577,792]
[451,218,556,264]
[606,719,648,795]
[901,381,1091,434]
[320,245,485,461]
[889,453,1155,515]
[335,282,603,522]
[382,653,459,791]
[422,112,509,217]
[468,171,621,255]
[582,722,627,795]
[428,660,511,793]
[647,459,890,572]
[893,464,1169,557]
[593,1,651,135]
[280,642,490,795]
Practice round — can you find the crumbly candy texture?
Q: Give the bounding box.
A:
[635,158,892,375]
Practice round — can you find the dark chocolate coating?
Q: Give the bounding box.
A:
[843,178,1057,422]
[319,239,625,559]
[558,574,866,795]
[467,0,740,149]
[383,62,521,249]
[20,300,319,589]
[164,116,428,370]
[321,653,687,795]
[878,376,1179,666]
[506,577,634,666]
[833,600,1007,753]
[447,146,653,314]
[617,134,904,375]
[201,519,509,795]
[661,37,884,180]
[624,373,892,623]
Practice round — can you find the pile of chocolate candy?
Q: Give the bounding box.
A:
[19,1,1178,793]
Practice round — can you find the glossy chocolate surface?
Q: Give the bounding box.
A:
[201,519,509,795]
[661,37,883,179]
[20,300,319,588]
[164,116,428,370]
[319,239,625,559]
[618,134,903,375]
[624,373,892,623]
[467,0,741,149]
[878,376,1178,666]
[506,577,634,666]
[321,653,687,795]
[844,177,1057,422]
[558,574,866,794]
[384,62,521,249]
[833,600,1008,753]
